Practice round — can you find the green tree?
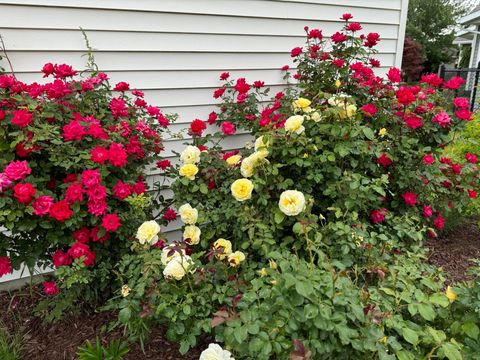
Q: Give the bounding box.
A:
[406,0,474,73]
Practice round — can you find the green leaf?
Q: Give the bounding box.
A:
[295,281,312,298]
[118,307,131,324]
[274,211,285,224]
[440,343,462,360]
[429,293,449,307]
[402,328,419,345]
[418,303,435,321]
[362,127,375,140]
[462,322,479,339]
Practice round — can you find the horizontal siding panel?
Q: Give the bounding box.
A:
[274,0,402,10]
[0,29,399,53]
[0,1,401,24]
[5,51,396,72]
[0,5,400,38]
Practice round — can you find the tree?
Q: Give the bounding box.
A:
[406,0,473,73]
[402,37,425,81]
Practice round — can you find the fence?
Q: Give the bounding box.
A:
[438,61,480,111]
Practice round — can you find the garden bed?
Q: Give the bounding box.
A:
[1,221,479,359]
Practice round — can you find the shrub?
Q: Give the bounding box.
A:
[0,60,174,315]
[108,15,479,359]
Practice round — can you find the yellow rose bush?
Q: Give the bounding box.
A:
[108,16,480,359]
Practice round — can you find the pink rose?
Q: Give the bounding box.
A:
[32,195,54,216]
[4,160,31,181]
[221,121,236,136]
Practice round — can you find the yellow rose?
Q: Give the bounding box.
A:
[284,115,305,135]
[292,98,312,111]
[446,286,458,302]
[213,238,232,259]
[121,285,130,297]
[179,164,198,180]
[279,190,306,216]
[310,112,322,122]
[254,136,270,151]
[136,220,160,245]
[178,203,198,224]
[378,128,387,138]
[231,178,254,201]
[335,79,342,88]
[161,245,185,265]
[163,255,192,280]
[228,251,246,267]
[180,145,201,164]
[183,225,201,245]
[226,154,242,167]
[339,104,357,119]
[328,94,348,107]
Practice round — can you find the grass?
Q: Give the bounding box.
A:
[0,322,25,360]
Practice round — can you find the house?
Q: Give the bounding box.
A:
[0,0,409,284]
[453,5,480,103]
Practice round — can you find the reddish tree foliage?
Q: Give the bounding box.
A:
[402,37,424,82]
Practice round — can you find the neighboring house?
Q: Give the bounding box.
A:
[453,5,480,103]
[0,0,409,283]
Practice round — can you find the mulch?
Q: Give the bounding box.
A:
[427,220,480,283]
[2,221,480,359]
[0,287,206,360]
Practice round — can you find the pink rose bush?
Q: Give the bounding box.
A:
[0,62,174,310]
[109,16,480,359]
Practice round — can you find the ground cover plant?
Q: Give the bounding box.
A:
[107,15,480,359]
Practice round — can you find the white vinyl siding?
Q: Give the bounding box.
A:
[0,0,408,282]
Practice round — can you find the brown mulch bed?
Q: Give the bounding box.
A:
[427,221,480,282]
[0,287,205,360]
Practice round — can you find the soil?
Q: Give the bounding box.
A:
[2,221,480,359]
[0,287,205,360]
[427,221,480,283]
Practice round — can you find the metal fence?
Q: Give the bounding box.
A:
[438,62,480,111]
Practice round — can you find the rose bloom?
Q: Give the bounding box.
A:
[346,22,362,32]
[401,192,417,207]
[360,103,377,117]
[183,225,201,245]
[43,281,58,296]
[136,220,161,245]
[423,153,435,165]
[395,87,415,105]
[213,87,226,99]
[163,255,192,280]
[231,178,254,201]
[108,142,128,167]
[157,159,172,170]
[234,78,250,94]
[208,112,217,125]
[377,153,392,168]
[179,164,198,180]
[221,121,236,136]
[387,68,401,83]
[219,72,230,80]
[163,207,177,221]
[73,227,90,243]
[11,109,33,128]
[404,115,423,129]
[49,200,73,222]
[113,81,130,91]
[455,108,473,121]
[279,190,306,216]
[370,208,387,223]
[190,119,207,136]
[4,160,31,181]
[32,195,54,216]
[468,189,478,199]
[199,343,234,360]
[102,213,122,232]
[433,214,445,230]
[13,183,36,203]
[112,180,132,200]
[62,120,85,141]
[465,153,478,164]
[331,32,347,43]
[90,146,109,164]
[0,256,12,277]
[67,242,96,266]
[290,47,302,57]
[91,226,110,243]
[423,205,433,218]
[443,76,465,90]
[65,182,84,204]
[178,203,198,224]
[432,112,451,128]
[453,97,470,109]
[52,249,72,267]
[284,115,305,134]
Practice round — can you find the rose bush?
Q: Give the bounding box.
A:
[108,15,480,359]
[0,61,175,316]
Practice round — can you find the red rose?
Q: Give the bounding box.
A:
[49,200,73,222]
[465,153,477,164]
[423,205,433,218]
[422,154,434,165]
[404,115,423,129]
[132,181,146,195]
[90,146,110,165]
[432,112,451,128]
[65,182,84,204]
[113,81,130,91]
[156,159,172,170]
[108,142,128,168]
[219,72,230,80]
[208,180,216,190]
[208,112,217,125]
[109,98,129,118]
[53,64,77,78]
[87,199,107,216]
[451,163,462,175]
[396,87,415,105]
[433,214,445,230]
[369,59,381,68]
[290,47,303,57]
[234,78,251,94]
[360,104,377,117]
[213,87,226,99]
[253,80,265,88]
[453,97,470,109]
[91,226,110,243]
[377,153,393,168]
[52,249,72,268]
[4,160,31,181]
[86,185,107,202]
[73,227,91,243]
[401,191,417,207]
[68,242,96,266]
[346,22,362,32]
[468,189,478,199]
[420,74,443,87]
[41,63,55,77]
[307,28,322,39]
[112,180,132,200]
[0,256,12,277]
[102,213,122,232]
[341,13,353,20]
[364,32,380,48]
[370,208,387,223]
[443,76,465,90]
[221,121,236,136]
[281,65,290,70]
[43,281,59,296]
[163,207,177,221]
[332,59,345,68]
[190,119,207,136]
[455,109,473,121]
[32,195,54,216]
[331,32,347,43]
[13,183,36,203]
[387,68,402,83]
[11,109,33,128]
